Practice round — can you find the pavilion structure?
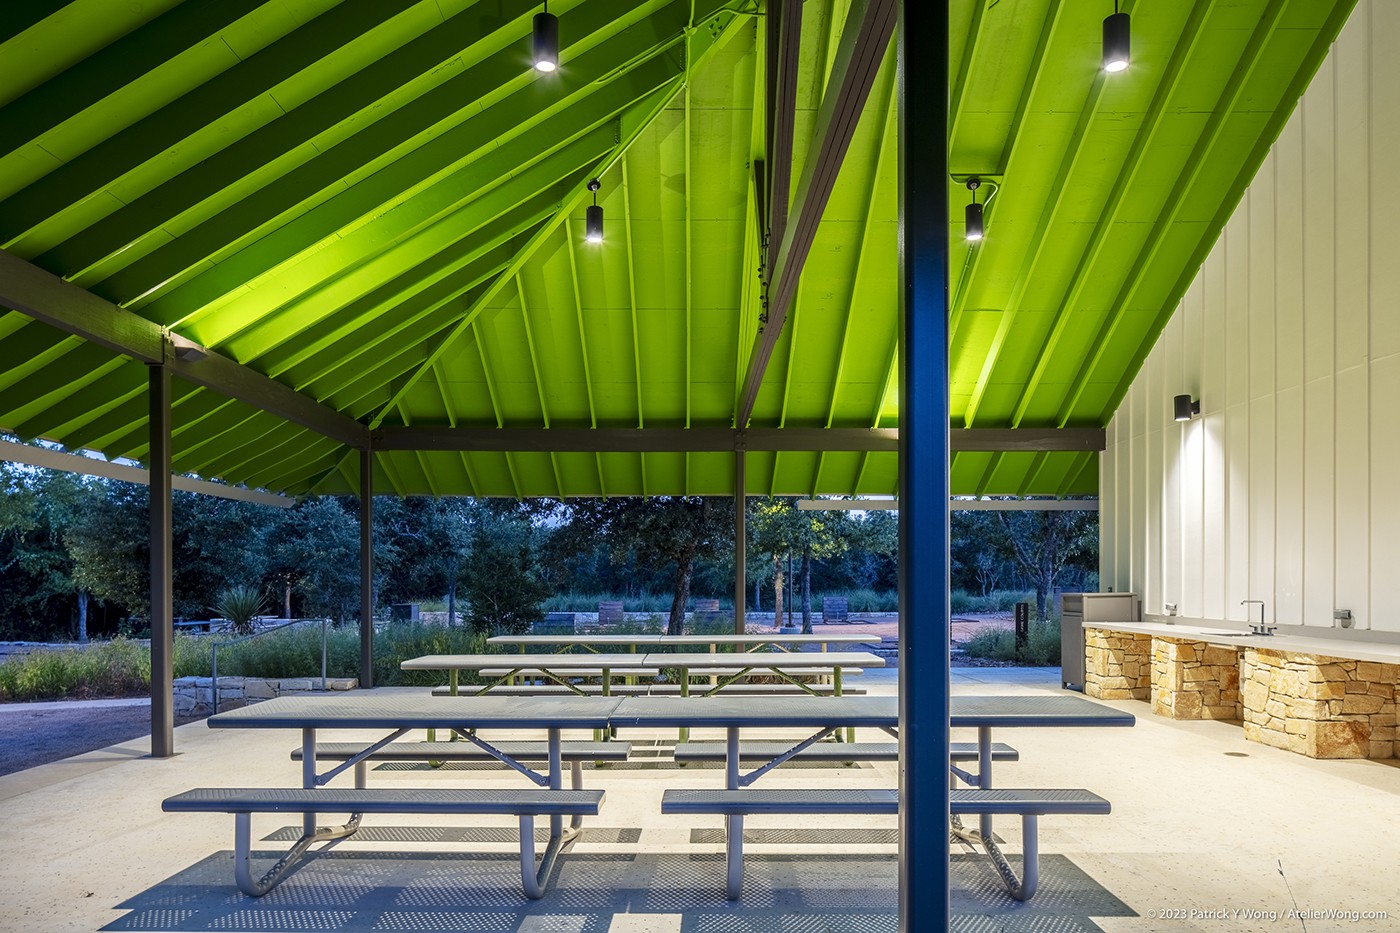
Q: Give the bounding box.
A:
[0,1,1353,925]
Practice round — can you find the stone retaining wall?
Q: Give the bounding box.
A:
[1151,636,1241,720]
[174,676,357,714]
[1083,627,1151,700]
[1240,649,1397,759]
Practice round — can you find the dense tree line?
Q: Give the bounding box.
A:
[0,458,1097,641]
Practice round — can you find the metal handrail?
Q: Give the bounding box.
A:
[210,618,329,713]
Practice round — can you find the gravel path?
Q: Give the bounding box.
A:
[0,703,202,777]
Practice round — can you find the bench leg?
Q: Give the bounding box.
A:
[233,810,363,898]
[518,814,567,900]
[950,812,1039,902]
[726,813,744,901]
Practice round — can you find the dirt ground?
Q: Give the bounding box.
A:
[0,704,203,777]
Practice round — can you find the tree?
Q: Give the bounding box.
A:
[459,519,550,635]
[0,464,90,640]
[264,497,380,625]
[989,506,1098,620]
[546,497,734,635]
[750,499,865,633]
[375,497,475,625]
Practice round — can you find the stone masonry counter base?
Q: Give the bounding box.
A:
[1084,627,1151,700]
[1151,636,1240,720]
[1240,649,1396,759]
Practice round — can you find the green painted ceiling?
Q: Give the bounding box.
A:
[0,0,1354,498]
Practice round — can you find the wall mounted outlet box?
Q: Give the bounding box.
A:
[1334,609,1353,628]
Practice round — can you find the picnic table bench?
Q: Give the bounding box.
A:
[167,695,624,899]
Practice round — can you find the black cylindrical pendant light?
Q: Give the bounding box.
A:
[1103,6,1130,73]
[533,5,558,73]
[965,179,983,241]
[585,179,603,243]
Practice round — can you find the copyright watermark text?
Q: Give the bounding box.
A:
[1145,908,1388,922]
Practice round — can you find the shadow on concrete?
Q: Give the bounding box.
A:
[102,842,1135,932]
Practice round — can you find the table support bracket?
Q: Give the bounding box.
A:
[737,726,836,787]
[451,728,550,787]
[314,728,408,786]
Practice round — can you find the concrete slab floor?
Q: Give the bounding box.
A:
[0,670,1395,933]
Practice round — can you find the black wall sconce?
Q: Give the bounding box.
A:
[1173,395,1200,421]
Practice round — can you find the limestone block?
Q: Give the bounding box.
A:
[173,693,197,713]
[1123,662,1140,679]
[1090,650,1111,677]
[1265,698,1288,720]
[1201,646,1237,667]
[329,678,357,690]
[1203,706,1238,720]
[1344,681,1369,694]
[1270,669,1305,696]
[1316,664,1349,682]
[1303,679,1345,700]
[1367,682,1393,697]
[1185,666,1215,683]
[1378,663,1400,682]
[174,677,199,688]
[1152,695,1172,717]
[216,677,243,688]
[244,679,276,699]
[279,679,312,692]
[1308,720,1370,759]
[1242,721,1263,743]
[1371,725,1396,742]
[1288,699,1330,720]
[1174,691,1203,719]
[1099,675,1131,689]
[1241,679,1270,711]
[1356,661,1382,682]
[1369,741,1394,759]
[1100,688,1135,700]
[1342,694,1385,715]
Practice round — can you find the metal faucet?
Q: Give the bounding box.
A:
[1241,600,1274,636]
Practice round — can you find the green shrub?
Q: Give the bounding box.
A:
[0,637,150,701]
[960,617,1061,666]
[212,585,268,636]
[949,589,1039,613]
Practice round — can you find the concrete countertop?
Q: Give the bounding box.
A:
[1084,620,1400,666]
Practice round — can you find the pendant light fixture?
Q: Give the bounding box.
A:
[585,179,603,244]
[533,3,558,73]
[1103,2,1130,73]
[965,178,984,242]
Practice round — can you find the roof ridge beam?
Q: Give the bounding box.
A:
[0,248,367,449]
[736,0,896,428]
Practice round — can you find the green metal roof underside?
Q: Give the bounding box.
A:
[0,0,1354,498]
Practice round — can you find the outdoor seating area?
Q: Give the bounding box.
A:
[5,0,1400,929]
[5,667,1399,931]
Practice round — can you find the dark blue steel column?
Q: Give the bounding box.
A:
[897,0,951,927]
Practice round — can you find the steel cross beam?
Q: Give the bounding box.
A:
[370,426,1103,453]
[766,0,802,275]
[736,0,897,429]
[0,249,368,449]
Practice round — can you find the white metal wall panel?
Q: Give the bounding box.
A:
[1099,0,1400,633]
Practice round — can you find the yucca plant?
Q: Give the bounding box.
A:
[213,585,267,636]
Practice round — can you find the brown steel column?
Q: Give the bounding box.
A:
[148,364,174,757]
[734,450,746,635]
[359,446,374,688]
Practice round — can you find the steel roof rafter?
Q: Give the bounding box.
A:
[1007,0,1216,429]
[962,68,1110,428]
[1100,0,1355,422]
[736,0,896,428]
[1057,0,1290,427]
[515,274,568,498]
[948,0,1064,337]
[29,0,532,281]
[2,0,423,251]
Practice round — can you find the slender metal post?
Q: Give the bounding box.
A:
[897,0,952,926]
[148,364,175,758]
[302,726,317,836]
[359,446,374,689]
[548,728,562,839]
[978,725,993,841]
[321,618,327,692]
[734,451,746,635]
